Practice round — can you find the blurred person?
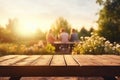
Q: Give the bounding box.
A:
[58,28,69,51]
[70,29,79,42]
[46,29,56,44]
[59,28,69,43]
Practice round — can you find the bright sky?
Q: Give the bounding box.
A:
[0,0,100,34]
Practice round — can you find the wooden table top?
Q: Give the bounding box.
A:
[0,55,120,77]
[0,55,120,66]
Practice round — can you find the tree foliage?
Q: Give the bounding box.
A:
[0,18,18,42]
[0,18,46,42]
[97,0,120,42]
[78,27,89,37]
[51,17,71,35]
[78,27,94,38]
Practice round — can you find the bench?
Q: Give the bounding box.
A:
[0,55,120,80]
[53,42,75,53]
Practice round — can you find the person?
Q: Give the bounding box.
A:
[70,29,79,42]
[46,29,56,44]
[59,28,69,51]
[59,28,69,43]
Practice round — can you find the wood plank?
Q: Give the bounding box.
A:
[105,55,120,60]
[13,55,40,66]
[99,55,120,61]
[0,55,18,62]
[73,55,120,66]
[78,55,119,66]
[51,55,66,66]
[64,55,79,66]
[0,55,28,66]
[94,55,120,65]
[73,55,104,66]
[31,55,53,66]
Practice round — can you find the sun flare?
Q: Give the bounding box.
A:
[16,20,39,37]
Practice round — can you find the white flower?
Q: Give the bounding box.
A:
[109,44,113,47]
[89,50,92,52]
[105,41,110,44]
[85,37,89,40]
[112,47,115,50]
[91,32,93,35]
[116,44,120,48]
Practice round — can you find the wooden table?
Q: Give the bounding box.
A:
[53,42,75,53]
[0,55,120,80]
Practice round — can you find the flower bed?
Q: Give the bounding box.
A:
[72,33,120,55]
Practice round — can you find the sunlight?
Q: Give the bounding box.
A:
[38,23,50,32]
[17,20,39,37]
[16,19,51,37]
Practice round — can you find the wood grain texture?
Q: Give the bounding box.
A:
[73,55,120,66]
[13,55,40,66]
[31,55,53,66]
[0,55,18,62]
[0,55,120,77]
[64,55,79,66]
[0,55,28,65]
[51,55,65,66]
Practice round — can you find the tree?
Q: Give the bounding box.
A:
[78,27,89,38]
[0,25,14,42]
[51,17,71,35]
[35,29,46,40]
[88,27,95,36]
[96,0,120,42]
[6,18,19,34]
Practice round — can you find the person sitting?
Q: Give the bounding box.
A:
[59,28,69,43]
[70,29,79,42]
[46,29,56,44]
[59,28,69,51]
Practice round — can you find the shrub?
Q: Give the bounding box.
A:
[0,41,55,56]
[72,33,120,55]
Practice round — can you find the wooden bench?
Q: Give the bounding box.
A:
[53,42,75,53]
[0,55,120,80]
